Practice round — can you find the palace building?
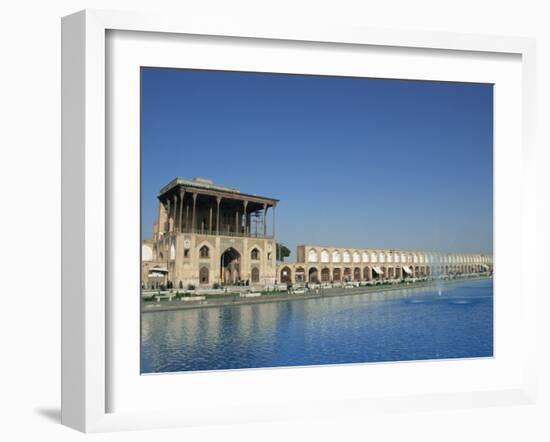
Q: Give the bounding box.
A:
[142,178,493,289]
[142,177,278,289]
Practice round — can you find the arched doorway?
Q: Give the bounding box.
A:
[199,266,209,285]
[295,267,305,282]
[251,267,260,283]
[395,267,402,279]
[353,267,361,281]
[321,268,330,282]
[280,266,292,283]
[364,267,371,281]
[343,268,352,281]
[308,267,319,283]
[221,247,241,285]
[333,268,341,281]
[372,267,383,279]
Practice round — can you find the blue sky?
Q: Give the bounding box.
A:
[141,68,493,258]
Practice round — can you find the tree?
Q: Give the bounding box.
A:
[276,243,291,262]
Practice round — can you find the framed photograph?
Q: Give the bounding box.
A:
[61,9,537,432]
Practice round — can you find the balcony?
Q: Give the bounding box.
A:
[160,226,273,240]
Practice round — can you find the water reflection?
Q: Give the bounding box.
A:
[141,279,493,373]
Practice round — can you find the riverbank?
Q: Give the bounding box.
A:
[141,275,493,313]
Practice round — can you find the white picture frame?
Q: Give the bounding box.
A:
[61,9,537,433]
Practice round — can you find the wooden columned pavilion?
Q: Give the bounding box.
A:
[156,177,278,240]
[142,177,279,289]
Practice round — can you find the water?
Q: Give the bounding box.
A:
[141,279,493,373]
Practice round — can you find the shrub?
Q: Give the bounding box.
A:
[212,282,221,289]
[187,284,196,290]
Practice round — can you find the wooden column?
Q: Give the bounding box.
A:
[166,199,171,233]
[216,197,221,235]
[191,193,197,233]
[263,204,267,237]
[178,189,185,232]
[185,205,189,231]
[272,204,276,237]
[243,200,248,235]
[209,206,213,234]
[157,200,165,236]
[235,210,239,234]
[172,195,177,233]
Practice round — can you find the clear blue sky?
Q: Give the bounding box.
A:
[141,68,493,258]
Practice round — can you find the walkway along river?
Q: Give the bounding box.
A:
[141,275,492,312]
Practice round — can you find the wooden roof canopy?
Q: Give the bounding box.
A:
[158,177,279,210]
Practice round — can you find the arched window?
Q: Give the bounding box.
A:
[142,244,153,261]
[251,248,260,260]
[200,245,209,258]
[321,250,330,263]
[343,250,351,263]
[308,249,318,262]
[251,267,260,283]
[332,251,341,263]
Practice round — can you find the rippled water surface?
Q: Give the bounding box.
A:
[141,279,493,373]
